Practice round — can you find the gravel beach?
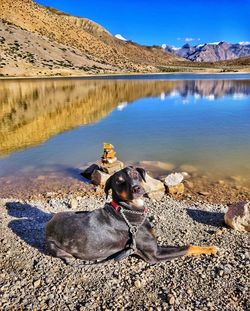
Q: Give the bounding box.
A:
[0,194,249,310]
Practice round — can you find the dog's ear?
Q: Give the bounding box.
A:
[104,176,112,199]
[136,167,146,182]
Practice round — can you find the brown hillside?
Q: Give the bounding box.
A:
[0,0,182,75]
[215,56,250,66]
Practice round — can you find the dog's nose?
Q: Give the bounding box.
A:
[132,185,141,193]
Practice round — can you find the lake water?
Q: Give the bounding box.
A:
[0,74,250,187]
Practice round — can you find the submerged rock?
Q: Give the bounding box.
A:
[139,160,174,172]
[224,202,250,232]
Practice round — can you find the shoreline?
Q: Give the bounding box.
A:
[1,71,250,81]
[0,171,249,205]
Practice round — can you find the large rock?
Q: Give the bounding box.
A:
[81,164,100,179]
[100,160,124,175]
[164,172,185,195]
[224,202,250,232]
[166,183,185,195]
[91,170,110,186]
[144,173,165,200]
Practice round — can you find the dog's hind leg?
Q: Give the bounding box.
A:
[47,240,74,264]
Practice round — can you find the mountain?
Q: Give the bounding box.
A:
[0,0,182,76]
[164,42,250,62]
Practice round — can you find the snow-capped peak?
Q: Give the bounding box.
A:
[207,42,220,45]
[114,34,127,41]
[239,41,250,45]
[162,44,180,50]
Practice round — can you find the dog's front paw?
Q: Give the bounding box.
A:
[186,245,219,256]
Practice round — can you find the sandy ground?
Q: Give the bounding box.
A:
[0,194,249,310]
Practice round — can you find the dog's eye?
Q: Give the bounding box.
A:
[116,178,125,185]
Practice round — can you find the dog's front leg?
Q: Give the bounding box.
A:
[136,228,218,264]
[138,243,218,264]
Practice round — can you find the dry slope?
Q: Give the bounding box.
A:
[0,0,182,76]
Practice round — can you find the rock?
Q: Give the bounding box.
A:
[33,279,41,288]
[139,160,174,173]
[181,171,190,179]
[184,180,194,188]
[81,164,100,179]
[101,160,124,175]
[36,175,45,181]
[143,174,165,201]
[168,295,175,305]
[134,280,141,288]
[179,164,198,174]
[165,173,184,186]
[198,191,210,196]
[166,183,185,195]
[91,170,110,186]
[224,202,250,232]
[69,198,78,209]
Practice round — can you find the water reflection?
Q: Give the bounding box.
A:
[1,78,250,157]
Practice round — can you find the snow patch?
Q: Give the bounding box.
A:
[117,102,128,111]
[239,41,250,45]
[114,34,127,41]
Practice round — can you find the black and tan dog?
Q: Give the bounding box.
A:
[45,166,218,264]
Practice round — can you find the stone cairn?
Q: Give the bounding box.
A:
[81,143,186,200]
[81,143,124,186]
[100,143,124,175]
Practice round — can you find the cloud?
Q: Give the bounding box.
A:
[177,37,201,42]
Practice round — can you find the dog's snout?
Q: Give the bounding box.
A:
[132,185,141,193]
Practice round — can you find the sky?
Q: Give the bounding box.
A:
[36,0,250,47]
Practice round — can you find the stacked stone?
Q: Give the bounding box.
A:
[81,143,124,186]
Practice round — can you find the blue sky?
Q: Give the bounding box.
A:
[36,0,250,47]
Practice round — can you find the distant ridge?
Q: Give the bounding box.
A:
[164,41,250,62]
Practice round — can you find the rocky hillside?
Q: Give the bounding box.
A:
[0,0,182,76]
[165,42,250,62]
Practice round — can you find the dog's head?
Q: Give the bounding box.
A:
[105,166,146,207]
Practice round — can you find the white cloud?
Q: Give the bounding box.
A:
[178,37,201,42]
[114,34,127,41]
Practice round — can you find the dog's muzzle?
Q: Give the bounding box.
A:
[132,185,146,197]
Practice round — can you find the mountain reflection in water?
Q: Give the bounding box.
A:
[0,77,250,186]
[1,78,250,156]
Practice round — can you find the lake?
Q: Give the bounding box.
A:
[0,74,250,188]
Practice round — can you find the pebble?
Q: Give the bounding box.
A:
[168,295,175,305]
[33,279,41,288]
[69,198,78,209]
[134,280,141,288]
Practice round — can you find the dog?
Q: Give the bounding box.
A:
[45,166,218,264]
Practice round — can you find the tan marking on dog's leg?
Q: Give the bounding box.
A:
[186,245,218,256]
